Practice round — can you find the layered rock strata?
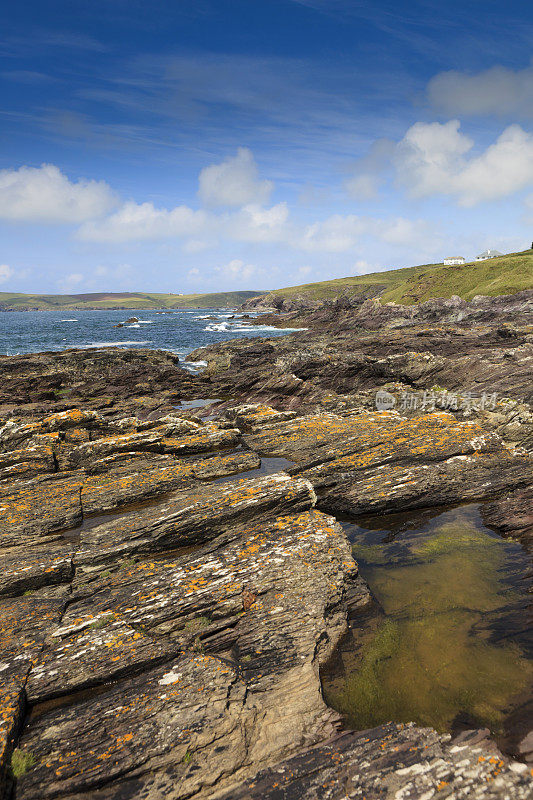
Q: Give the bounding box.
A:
[0,296,532,799]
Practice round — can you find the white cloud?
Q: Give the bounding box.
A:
[57,272,84,292]
[215,259,258,282]
[78,201,209,242]
[349,120,533,207]
[345,173,382,200]
[228,202,290,243]
[198,148,273,208]
[0,264,14,284]
[394,120,473,198]
[427,65,533,117]
[395,121,533,206]
[378,217,432,246]
[295,213,432,253]
[453,125,533,206]
[298,214,367,252]
[183,239,210,253]
[0,164,117,223]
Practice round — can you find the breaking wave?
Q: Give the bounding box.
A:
[79,340,152,348]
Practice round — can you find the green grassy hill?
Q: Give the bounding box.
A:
[0,290,266,311]
[259,250,533,307]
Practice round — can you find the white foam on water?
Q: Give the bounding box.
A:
[181,359,207,373]
[233,325,308,332]
[204,321,231,332]
[79,341,151,348]
[196,312,240,321]
[60,319,78,322]
[204,321,308,333]
[127,323,141,328]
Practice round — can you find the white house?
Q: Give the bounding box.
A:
[443,256,466,265]
[475,249,503,261]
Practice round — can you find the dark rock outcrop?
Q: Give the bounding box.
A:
[1,291,532,799]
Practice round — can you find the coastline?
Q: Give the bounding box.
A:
[0,289,532,798]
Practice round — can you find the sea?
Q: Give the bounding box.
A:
[0,309,305,366]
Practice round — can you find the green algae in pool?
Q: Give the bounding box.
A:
[321,504,532,739]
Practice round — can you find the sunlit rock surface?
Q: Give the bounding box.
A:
[0,309,531,799]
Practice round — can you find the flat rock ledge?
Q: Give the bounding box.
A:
[222,725,533,800]
[0,388,531,799]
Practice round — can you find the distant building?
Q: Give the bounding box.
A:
[475,249,503,261]
[443,256,466,266]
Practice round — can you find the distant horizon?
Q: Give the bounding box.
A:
[1,245,530,300]
[2,0,533,294]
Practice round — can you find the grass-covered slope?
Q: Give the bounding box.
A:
[260,250,533,306]
[0,290,265,311]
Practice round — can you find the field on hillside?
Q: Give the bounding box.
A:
[0,290,265,311]
[264,250,533,306]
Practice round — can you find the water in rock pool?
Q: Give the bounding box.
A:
[321,503,532,751]
[0,308,304,357]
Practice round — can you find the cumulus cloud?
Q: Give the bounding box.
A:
[198,148,273,208]
[215,259,258,282]
[0,152,444,268]
[350,121,533,207]
[228,202,290,243]
[78,201,210,242]
[427,65,533,117]
[395,121,533,206]
[0,164,117,223]
[0,264,14,284]
[296,213,432,253]
[394,120,473,198]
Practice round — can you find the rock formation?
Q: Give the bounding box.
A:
[1,290,532,798]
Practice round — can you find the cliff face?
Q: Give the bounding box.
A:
[244,287,533,326]
[241,284,387,312]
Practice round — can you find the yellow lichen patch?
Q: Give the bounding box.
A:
[0,475,84,543]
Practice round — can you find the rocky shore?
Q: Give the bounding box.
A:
[1,290,532,799]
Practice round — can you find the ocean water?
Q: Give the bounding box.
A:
[0,308,304,361]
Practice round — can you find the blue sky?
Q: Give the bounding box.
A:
[1,0,533,293]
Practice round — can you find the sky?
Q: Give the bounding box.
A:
[1,0,533,294]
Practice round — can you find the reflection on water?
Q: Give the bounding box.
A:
[210,456,294,485]
[322,504,532,746]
